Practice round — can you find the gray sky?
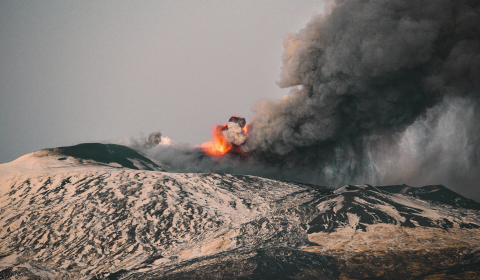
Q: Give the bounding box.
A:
[0,0,328,163]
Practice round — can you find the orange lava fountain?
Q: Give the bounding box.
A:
[199,121,250,157]
[243,124,250,134]
[199,124,232,156]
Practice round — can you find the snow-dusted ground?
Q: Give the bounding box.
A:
[1,144,480,279]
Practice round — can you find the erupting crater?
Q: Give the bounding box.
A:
[199,115,250,157]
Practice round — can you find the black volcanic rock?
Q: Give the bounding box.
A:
[307,184,480,234]
[134,247,339,280]
[377,184,480,210]
[36,143,165,171]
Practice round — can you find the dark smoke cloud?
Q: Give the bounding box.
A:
[146,132,162,147]
[249,0,479,154]
[239,0,480,199]
[127,0,480,201]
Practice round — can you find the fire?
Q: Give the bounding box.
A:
[199,124,232,156]
[243,124,249,134]
[199,116,249,157]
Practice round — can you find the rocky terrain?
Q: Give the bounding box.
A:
[1,143,479,279]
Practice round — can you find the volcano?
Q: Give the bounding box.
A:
[1,143,480,279]
[199,116,249,157]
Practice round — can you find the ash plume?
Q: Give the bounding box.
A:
[118,131,173,150]
[124,0,480,201]
[146,132,162,147]
[223,122,247,146]
[242,0,480,198]
[223,116,247,146]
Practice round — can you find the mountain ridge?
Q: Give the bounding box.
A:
[1,143,479,279]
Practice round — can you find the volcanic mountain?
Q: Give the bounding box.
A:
[1,143,480,279]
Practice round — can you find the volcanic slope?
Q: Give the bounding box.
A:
[0,143,480,279]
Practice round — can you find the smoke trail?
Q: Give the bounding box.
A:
[242,0,480,196]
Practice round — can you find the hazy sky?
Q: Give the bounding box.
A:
[0,0,328,163]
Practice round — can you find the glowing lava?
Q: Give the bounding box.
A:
[199,116,249,156]
[199,124,233,156]
[243,124,249,134]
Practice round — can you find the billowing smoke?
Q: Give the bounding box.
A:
[146,132,162,147]
[118,131,173,150]
[237,0,480,199]
[223,116,247,146]
[249,0,479,154]
[126,0,480,201]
